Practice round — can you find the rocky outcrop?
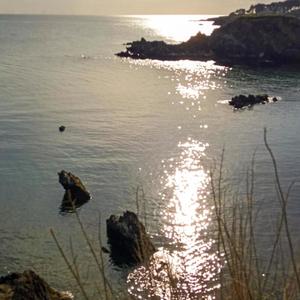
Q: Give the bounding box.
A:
[117,15,300,66]
[0,270,73,300]
[106,211,156,266]
[208,15,300,64]
[229,94,278,109]
[58,170,90,213]
[117,33,211,61]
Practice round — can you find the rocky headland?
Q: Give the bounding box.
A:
[117,14,300,66]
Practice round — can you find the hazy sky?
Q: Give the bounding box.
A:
[0,0,274,15]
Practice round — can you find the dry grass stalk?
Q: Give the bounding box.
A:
[51,130,300,300]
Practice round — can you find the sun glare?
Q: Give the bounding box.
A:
[133,15,219,42]
[127,59,229,118]
[128,139,222,299]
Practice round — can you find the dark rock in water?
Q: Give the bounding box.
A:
[229,94,277,109]
[0,270,73,300]
[58,170,91,213]
[117,15,300,66]
[106,211,156,266]
[59,126,66,132]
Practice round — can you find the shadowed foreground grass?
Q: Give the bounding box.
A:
[51,129,300,300]
[210,129,300,300]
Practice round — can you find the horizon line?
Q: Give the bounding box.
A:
[0,12,222,17]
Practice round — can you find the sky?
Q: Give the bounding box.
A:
[0,0,274,15]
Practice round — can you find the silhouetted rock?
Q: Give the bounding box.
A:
[58,170,90,213]
[208,15,300,65]
[117,15,300,66]
[106,211,156,266]
[59,126,66,132]
[117,34,211,61]
[229,94,278,109]
[0,270,73,300]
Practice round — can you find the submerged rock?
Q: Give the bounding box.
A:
[117,15,300,66]
[58,170,91,213]
[106,211,156,266]
[229,94,278,109]
[0,270,73,300]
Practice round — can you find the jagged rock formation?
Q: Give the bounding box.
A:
[0,270,73,300]
[117,15,300,66]
[229,94,278,109]
[106,211,156,266]
[58,170,90,213]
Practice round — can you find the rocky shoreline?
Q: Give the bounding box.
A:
[117,14,300,66]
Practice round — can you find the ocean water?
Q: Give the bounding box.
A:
[0,14,300,299]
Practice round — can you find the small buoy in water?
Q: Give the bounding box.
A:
[59,125,66,132]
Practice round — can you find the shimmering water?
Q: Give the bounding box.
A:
[1,14,300,299]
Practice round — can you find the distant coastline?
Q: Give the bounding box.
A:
[117,0,300,66]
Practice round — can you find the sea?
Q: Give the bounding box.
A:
[0,14,300,299]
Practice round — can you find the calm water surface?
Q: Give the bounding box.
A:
[0,14,300,299]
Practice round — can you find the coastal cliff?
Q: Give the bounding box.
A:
[117,15,300,66]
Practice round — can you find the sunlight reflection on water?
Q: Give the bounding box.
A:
[131,15,219,42]
[128,139,222,299]
[127,59,230,117]
[123,32,230,298]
